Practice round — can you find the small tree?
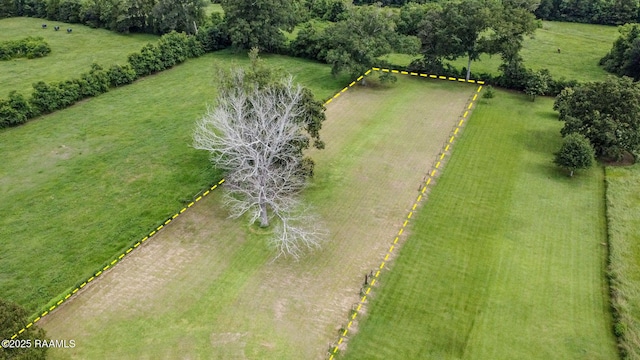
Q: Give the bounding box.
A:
[554,133,595,177]
[193,67,327,259]
[524,69,550,101]
[0,299,48,360]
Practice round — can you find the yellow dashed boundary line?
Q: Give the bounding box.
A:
[328,75,483,359]
[11,67,484,342]
[322,68,484,106]
[9,179,226,340]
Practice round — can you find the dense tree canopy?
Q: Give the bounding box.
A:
[600,23,640,81]
[412,0,537,81]
[323,5,400,76]
[221,0,302,52]
[554,76,640,160]
[0,0,206,34]
[535,0,639,25]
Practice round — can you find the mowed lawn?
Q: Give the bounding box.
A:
[39,76,476,359]
[606,164,640,359]
[342,90,618,359]
[0,17,156,97]
[382,21,618,82]
[0,50,349,315]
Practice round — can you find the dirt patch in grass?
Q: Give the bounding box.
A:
[602,151,636,167]
[40,76,476,359]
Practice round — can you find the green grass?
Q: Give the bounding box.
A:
[606,164,640,360]
[0,17,157,97]
[380,21,619,82]
[40,76,475,358]
[0,50,350,315]
[341,90,618,359]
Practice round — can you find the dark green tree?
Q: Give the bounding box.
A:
[151,0,206,35]
[600,23,640,81]
[0,299,48,360]
[416,0,497,81]
[554,133,595,177]
[322,4,399,77]
[555,76,640,161]
[220,0,302,52]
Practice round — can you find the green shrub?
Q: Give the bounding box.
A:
[196,24,231,52]
[0,299,48,360]
[75,63,110,97]
[107,64,138,87]
[483,85,495,98]
[0,37,51,61]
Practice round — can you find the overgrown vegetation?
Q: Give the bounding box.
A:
[606,164,640,360]
[0,35,50,60]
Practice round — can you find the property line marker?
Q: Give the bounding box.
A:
[327,78,482,358]
[10,178,227,341]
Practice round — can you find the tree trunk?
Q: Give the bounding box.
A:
[259,202,269,227]
[570,170,574,177]
[466,56,472,82]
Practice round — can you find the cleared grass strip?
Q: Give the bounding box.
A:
[341,91,618,359]
[328,84,482,359]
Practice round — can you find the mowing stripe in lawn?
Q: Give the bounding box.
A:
[340,91,618,359]
[328,83,483,359]
[8,179,226,340]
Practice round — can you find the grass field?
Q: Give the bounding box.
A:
[606,164,640,359]
[0,50,351,315]
[0,17,156,97]
[341,90,619,359]
[380,21,619,82]
[38,76,477,358]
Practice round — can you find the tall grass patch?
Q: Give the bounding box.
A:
[606,164,640,360]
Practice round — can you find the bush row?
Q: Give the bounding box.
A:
[0,29,229,128]
[0,36,51,60]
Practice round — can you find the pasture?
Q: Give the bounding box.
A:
[0,50,350,315]
[38,76,477,358]
[341,90,619,359]
[606,164,640,359]
[381,21,619,82]
[0,17,156,97]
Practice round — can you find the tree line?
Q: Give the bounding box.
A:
[0,0,207,34]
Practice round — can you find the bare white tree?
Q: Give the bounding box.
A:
[193,69,327,259]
